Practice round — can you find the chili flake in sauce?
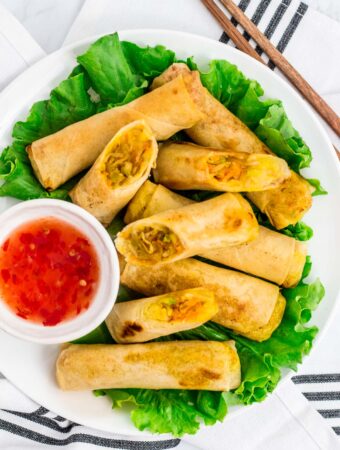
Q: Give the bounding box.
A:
[0,217,99,326]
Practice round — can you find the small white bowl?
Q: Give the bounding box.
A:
[0,199,120,344]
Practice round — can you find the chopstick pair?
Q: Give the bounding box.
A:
[202,0,340,158]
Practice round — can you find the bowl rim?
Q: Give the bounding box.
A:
[0,198,120,344]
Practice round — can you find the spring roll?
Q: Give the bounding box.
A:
[56,341,241,391]
[27,76,204,191]
[69,121,157,226]
[124,180,192,224]
[151,64,312,229]
[115,193,258,266]
[124,181,307,287]
[121,258,286,341]
[154,142,290,192]
[247,172,313,230]
[106,287,218,343]
[151,64,269,153]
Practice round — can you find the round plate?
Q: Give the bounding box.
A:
[0,30,339,437]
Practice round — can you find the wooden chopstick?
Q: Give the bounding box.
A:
[201,0,264,63]
[215,0,340,137]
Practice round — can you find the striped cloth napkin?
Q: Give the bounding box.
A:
[1,0,340,448]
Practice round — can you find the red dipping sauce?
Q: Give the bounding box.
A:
[0,217,99,326]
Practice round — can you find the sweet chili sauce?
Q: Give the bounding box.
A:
[0,217,99,326]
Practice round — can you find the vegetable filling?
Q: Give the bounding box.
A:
[144,291,215,323]
[207,155,244,182]
[103,125,153,187]
[129,225,183,262]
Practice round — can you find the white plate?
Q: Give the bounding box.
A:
[0,30,340,437]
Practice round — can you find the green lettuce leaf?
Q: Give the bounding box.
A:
[307,178,328,196]
[199,60,251,111]
[72,322,114,345]
[282,222,314,241]
[121,41,175,80]
[77,33,175,110]
[0,73,95,200]
[255,104,312,172]
[77,33,144,105]
[95,389,227,436]
[12,73,96,144]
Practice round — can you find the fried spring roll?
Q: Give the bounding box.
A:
[124,180,192,224]
[27,76,204,190]
[247,172,313,230]
[121,259,286,341]
[124,181,307,287]
[56,341,241,391]
[115,193,258,266]
[151,64,312,229]
[69,121,157,226]
[106,287,218,343]
[154,142,290,192]
[152,65,269,154]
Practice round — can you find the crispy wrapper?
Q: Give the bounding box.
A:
[121,258,286,341]
[247,172,313,229]
[116,193,259,266]
[124,181,192,224]
[27,76,204,190]
[56,341,241,391]
[154,142,290,192]
[151,64,269,153]
[124,181,307,287]
[151,64,312,229]
[69,120,158,226]
[106,287,218,343]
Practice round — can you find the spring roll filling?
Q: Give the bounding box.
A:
[144,290,215,323]
[102,125,153,187]
[207,155,244,182]
[129,225,184,262]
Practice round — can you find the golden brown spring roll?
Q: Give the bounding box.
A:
[283,240,308,288]
[151,64,269,153]
[151,64,312,229]
[116,193,258,266]
[154,142,290,192]
[247,172,313,230]
[69,121,157,226]
[121,259,286,341]
[124,181,307,287]
[124,180,192,224]
[106,287,218,343]
[56,341,241,391]
[27,76,204,190]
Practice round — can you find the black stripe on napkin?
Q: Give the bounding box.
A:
[0,373,5,380]
[3,408,79,433]
[0,419,181,449]
[54,415,67,422]
[333,427,340,435]
[254,0,291,55]
[219,0,250,44]
[318,409,340,419]
[242,0,272,41]
[268,2,308,69]
[303,391,340,401]
[292,374,340,384]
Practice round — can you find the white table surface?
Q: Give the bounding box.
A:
[0,0,340,54]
